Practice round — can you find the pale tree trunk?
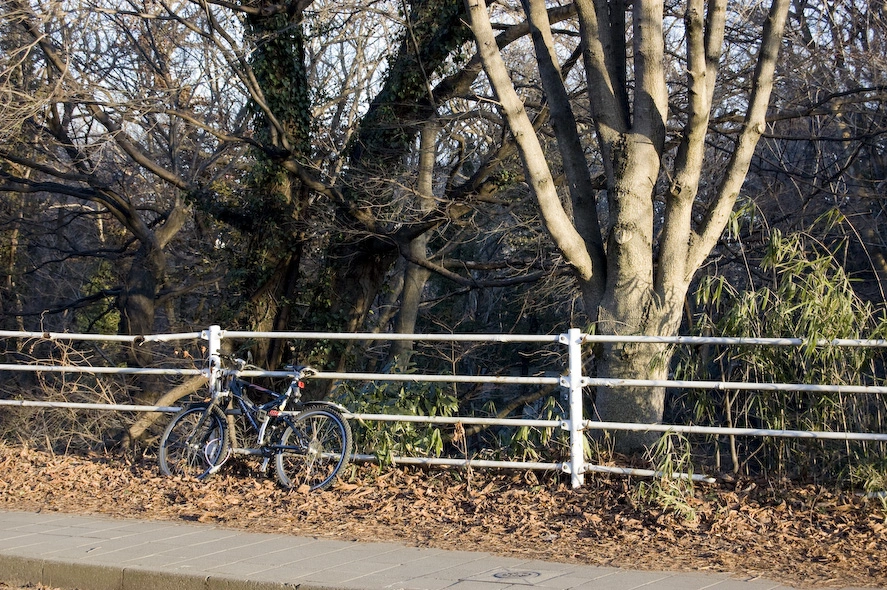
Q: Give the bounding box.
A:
[522,0,607,305]
[594,340,671,450]
[465,0,594,281]
[466,0,791,453]
[686,0,791,273]
[588,0,694,452]
[390,122,438,367]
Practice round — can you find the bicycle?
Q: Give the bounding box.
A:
[158,357,353,491]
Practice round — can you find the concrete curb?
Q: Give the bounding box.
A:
[1,554,308,590]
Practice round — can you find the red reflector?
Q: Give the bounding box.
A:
[268,410,280,417]
[297,381,305,388]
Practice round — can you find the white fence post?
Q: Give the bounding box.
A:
[202,325,222,395]
[561,327,586,488]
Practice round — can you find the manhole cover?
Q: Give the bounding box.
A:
[464,568,562,585]
[493,572,541,580]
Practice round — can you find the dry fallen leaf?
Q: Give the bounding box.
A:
[0,444,884,590]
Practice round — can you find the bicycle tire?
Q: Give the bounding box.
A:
[158,403,229,480]
[274,404,353,491]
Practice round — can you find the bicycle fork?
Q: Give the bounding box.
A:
[184,401,229,476]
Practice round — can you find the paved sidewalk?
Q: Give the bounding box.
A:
[0,510,874,590]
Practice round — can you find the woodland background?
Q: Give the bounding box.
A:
[1,0,887,489]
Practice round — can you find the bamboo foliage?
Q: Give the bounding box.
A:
[677,225,887,480]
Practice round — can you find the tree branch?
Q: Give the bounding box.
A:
[656,0,726,297]
[464,0,594,283]
[688,0,792,274]
[522,0,606,305]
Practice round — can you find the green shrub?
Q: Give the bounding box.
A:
[334,368,459,464]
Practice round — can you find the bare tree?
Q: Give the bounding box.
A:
[13,0,879,455]
[464,0,792,450]
[0,0,251,346]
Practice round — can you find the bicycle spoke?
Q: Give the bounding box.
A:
[159,405,228,480]
[275,406,352,491]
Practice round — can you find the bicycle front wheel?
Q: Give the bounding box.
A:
[275,405,352,491]
[158,403,229,480]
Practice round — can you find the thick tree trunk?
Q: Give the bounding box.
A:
[117,198,187,357]
[467,0,790,456]
[594,340,670,453]
[593,294,685,452]
[116,241,172,405]
[118,247,162,338]
[248,249,303,369]
[118,241,166,376]
[233,6,314,370]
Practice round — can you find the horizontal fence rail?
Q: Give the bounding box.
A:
[0,399,181,413]
[0,330,203,343]
[0,365,202,377]
[581,420,887,442]
[8,329,887,347]
[2,325,887,488]
[584,376,887,395]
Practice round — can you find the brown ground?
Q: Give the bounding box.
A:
[0,444,885,589]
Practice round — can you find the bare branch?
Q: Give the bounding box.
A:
[689,0,792,273]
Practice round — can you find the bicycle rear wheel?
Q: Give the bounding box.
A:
[275,405,352,491]
[158,403,229,480]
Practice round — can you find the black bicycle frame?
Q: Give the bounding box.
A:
[222,379,297,453]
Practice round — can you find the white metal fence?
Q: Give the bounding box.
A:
[2,325,887,488]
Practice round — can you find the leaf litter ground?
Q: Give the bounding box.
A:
[0,444,884,589]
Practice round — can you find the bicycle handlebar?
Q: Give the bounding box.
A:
[217,355,317,379]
